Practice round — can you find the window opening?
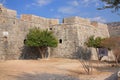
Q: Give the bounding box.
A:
[49,28,52,30]
[59,39,62,43]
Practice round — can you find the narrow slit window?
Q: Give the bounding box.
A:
[50,28,52,30]
[13,21,15,24]
[59,39,62,44]
[24,39,26,44]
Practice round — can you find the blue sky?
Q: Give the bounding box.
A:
[1,0,120,23]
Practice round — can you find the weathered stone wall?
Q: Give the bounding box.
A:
[20,14,59,29]
[0,5,58,59]
[49,24,79,58]
[63,16,90,25]
[0,5,114,60]
[50,17,112,60]
[107,22,120,37]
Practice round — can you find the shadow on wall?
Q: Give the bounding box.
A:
[19,46,91,60]
[19,46,49,60]
[15,73,79,80]
[19,46,41,59]
[73,46,92,60]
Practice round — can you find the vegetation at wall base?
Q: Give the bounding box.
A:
[24,28,58,59]
[85,36,104,61]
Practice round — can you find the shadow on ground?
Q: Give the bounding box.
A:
[94,65,120,72]
[15,73,79,80]
[105,72,118,80]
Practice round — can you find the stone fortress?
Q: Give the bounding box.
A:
[0,4,115,60]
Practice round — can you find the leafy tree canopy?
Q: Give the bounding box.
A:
[24,28,58,59]
[85,36,105,61]
[98,0,120,12]
[85,36,104,48]
[25,28,58,48]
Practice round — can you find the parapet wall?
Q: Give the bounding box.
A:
[0,4,59,26]
[91,21,107,28]
[0,4,107,28]
[63,17,108,29]
[0,4,16,18]
[6,9,16,18]
[20,14,59,25]
[63,16,91,25]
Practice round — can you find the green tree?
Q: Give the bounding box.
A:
[98,0,120,12]
[85,36,103,48]
[85,36,104,60]
[25,28,58,59]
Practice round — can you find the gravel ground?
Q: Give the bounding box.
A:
[15,73,79,80]
[15,72,118,80]
[0,58,119,80]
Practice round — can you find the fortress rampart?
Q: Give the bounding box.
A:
[63,16,90,25]
[0,4,114,60]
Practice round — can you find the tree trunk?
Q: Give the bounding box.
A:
[47,47,50,59]
[38,47,47,59]
[113,49,120,66]
[95,48,99,60]
[96,48,100,67]
[115,56,119,66]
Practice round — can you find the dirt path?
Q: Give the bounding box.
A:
[0,58,119,80]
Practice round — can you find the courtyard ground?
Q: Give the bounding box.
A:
[0,58,119,80]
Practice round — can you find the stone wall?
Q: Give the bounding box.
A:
[50,17,112,60]
[0,5,114,60]
[107,22,120,37]
[0,5,58,59]
[63,16,90,25]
